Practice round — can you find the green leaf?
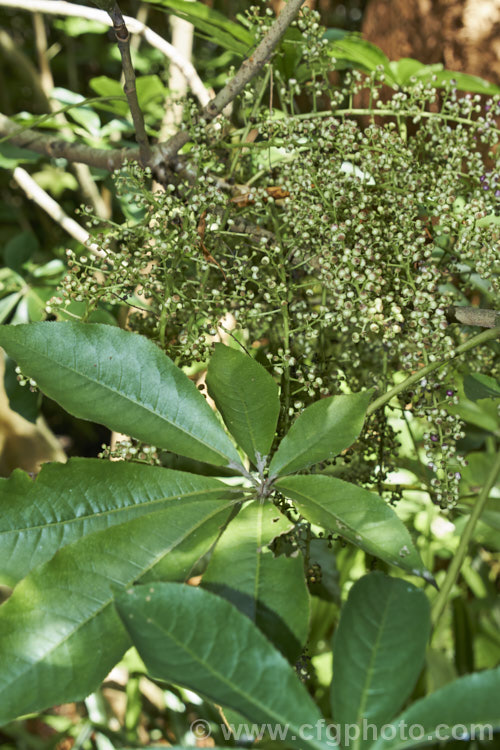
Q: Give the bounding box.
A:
[477,213,500,227]
[53,17,108,36]
[307,539,340,603]
[275,475,433,582]
[388,58,439,86]
[0,498,233,726]
[89,77,129,117]
[370,667,500,750]
[206,344,280,466]
[269,390,373,477]
[0,293,21,324]
[331,572,430,750]
[145,0,254,55]
[0,458,232,586]
[3,230,39,272]
[31,259,65,279]
[3,354,40,424]
[0,142,42,168]
[0,322,242,468]
[202,501,309,661]
[450,387,499,433]
[428,70,500,95]
[322,28,349,42]
[115,583,334,750]
[326,36,397,86]
[52,88,101,136]
[463,373,500,402]
[136,75,168,109]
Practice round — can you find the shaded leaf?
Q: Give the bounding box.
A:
[202,501,309,660]
[463,373,500,402]
[3,231,39,272]
[0,293,21,324]
[3,354,40,424]
[116,583,333,750]
[0,143,42,168]
[307,539,340,603]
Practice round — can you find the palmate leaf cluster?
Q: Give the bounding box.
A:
[1,4,500,745]
[0,321,499,746]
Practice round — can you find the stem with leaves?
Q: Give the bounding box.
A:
[431,448,500,628]
[366,326,500,417]
[155,0,307,164]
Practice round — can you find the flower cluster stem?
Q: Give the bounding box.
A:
[366,326,500,417]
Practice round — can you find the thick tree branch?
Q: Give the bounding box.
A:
[106,2,150,165]
[447,306,500,329]
[0,112,139,169]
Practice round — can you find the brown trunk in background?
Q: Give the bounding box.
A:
[362,0,500,84]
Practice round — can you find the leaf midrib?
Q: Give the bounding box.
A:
[19,341,234,463]
[352,588,394,750]
[1,486,227,536]
[0,502,233,710]
[271,415,344,476]
[140,604,330,750]
[277,481,389,559]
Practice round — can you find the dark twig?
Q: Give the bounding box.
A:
[0,112,138,169]
[154,0,306,165]
[107,2,150,166]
